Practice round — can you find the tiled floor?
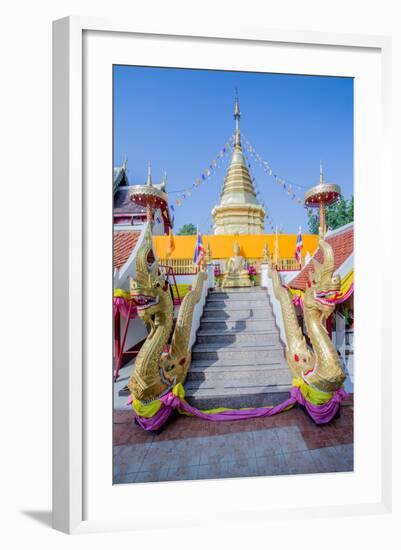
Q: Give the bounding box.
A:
[113,397,353,483]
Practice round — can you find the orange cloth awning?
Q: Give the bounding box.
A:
[153,233,319,260]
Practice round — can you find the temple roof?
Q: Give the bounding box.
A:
[113,230,141,269]
[113,159,129,193]
[114,187,147,215]
[113,162,171,230]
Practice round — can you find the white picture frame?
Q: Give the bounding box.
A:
[52,16,392,534]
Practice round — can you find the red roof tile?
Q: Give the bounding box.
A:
[113,231,140,270]
[289,224,354,290]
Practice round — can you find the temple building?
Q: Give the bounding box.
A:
[212,97,265,234]
[112,85,354,484]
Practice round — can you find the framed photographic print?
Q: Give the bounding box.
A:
[53,17,392,533]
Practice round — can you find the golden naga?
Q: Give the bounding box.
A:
[269,238,345,393]
[128,230,207,402]
[221,240,252,288]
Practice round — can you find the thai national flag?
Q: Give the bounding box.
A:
[193,228,205,268]
[295,226,303,265]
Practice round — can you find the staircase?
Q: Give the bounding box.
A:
[185,287,292,409]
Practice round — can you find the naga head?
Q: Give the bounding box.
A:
[129,229,171,323]
[305,238,341,317]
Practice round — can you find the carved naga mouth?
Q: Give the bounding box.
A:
[132,294,160,310]
[314,289,341,306]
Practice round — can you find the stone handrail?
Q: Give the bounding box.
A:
[188,264,214,350]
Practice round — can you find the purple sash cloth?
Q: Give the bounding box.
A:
[135,404,175,431]
[289,385,348,424]
[133,386,348,431]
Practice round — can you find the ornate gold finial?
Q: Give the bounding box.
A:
[234,90,241,121]
[304,162,341,239]
[234,90,241,145]
[262,242,270,262]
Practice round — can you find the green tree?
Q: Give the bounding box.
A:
[347,195,354,223]
[307,195,354,234]
[177,223,197,235]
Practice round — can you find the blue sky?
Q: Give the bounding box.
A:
[113,66,353,234]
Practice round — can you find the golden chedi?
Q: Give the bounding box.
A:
[221,241,252,288]
[212,96,265,235]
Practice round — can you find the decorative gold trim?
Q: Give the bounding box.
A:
[304,183,341,205]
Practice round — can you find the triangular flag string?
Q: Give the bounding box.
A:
[168,136,234,210]
[242,135,308,209]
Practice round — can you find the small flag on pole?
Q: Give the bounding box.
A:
[193,227,205,270]
[295,226,303,266]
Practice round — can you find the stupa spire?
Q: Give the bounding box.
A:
[146,161,153,186]
[212,95,265,235]
[234,91,241,139]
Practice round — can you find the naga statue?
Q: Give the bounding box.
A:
[269,238,345,393]
[127,230,208,403]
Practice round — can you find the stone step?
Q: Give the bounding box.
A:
[200,318,277,332]
[207,293,268,302]
[184,384,292,409]
[202,308,274,320]
[186,370,291,387]
[209,287,266,294]
[204,300,270,310]
[187,365,291,383]
[196,330,280,346]
[184,285,290,409]
[191,344,284,364]
[205,301,273,311]
[190,359,288,370]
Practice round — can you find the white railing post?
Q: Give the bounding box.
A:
[265,268,288,347]
[188,273,209,350]
[260,262,269,288]
[206,263,214,289]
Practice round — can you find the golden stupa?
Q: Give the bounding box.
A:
[212,96,265,235]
